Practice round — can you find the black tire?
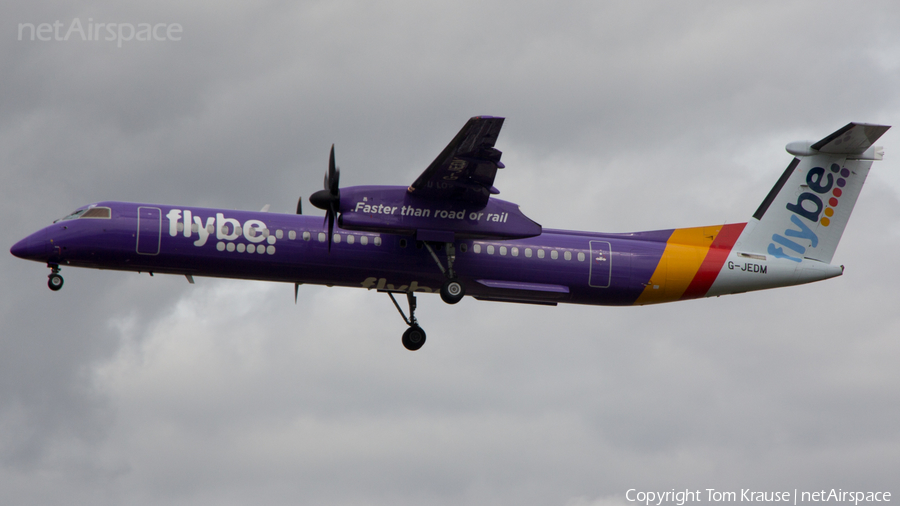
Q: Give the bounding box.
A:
[440,279,465,304]
[48,273,64,291]
[401,325,426,351]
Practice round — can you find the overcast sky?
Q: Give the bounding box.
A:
[2,1,900,505]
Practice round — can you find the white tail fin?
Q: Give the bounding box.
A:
[735,123,889,264]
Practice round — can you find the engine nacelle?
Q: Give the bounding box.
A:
[337,186,541,240]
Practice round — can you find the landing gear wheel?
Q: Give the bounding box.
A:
[48,273,64,291]
[402,325,426,351]
[440,279,465,304]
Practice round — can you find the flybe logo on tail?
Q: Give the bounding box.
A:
[768,164,849,262]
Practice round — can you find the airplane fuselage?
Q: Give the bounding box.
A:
[11,200,841,307]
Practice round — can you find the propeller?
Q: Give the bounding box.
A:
[309,144,340,252]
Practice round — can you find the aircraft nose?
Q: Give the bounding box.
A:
[10,236,31,259]
[10,229,48,261]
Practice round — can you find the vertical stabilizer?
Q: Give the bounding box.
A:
[735,123,889,264]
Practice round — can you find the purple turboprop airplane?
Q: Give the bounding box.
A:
[10,117,890,350]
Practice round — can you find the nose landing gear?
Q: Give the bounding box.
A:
[47,264,64,291]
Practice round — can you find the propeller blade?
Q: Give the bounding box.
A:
[308,144,341,253]
[329,144,335,176]
[294,283,300,304]
[296,197,302,215]
[328,145,338,194]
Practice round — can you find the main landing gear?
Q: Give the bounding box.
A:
[423,242,466,304]
[386,240,466,351]
[440,279,464,304]
[389,291,426,351]
[47,264,64,291]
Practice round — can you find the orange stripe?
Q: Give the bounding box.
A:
[633,225,722,305]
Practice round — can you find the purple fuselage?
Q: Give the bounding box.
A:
[12,201,675,306]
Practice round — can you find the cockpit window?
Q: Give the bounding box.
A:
[55,209,87,222]
[80,207,111,219]
[53,206,112,222]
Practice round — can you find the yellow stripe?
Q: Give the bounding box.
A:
[633,225,723,305]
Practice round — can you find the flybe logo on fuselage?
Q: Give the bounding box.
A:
[164,209,277,254]
[768,164,849,262]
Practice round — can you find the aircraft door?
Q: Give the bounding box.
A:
[136,206,161,255]
[588,240,612,288]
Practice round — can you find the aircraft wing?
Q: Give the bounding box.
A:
[811,122,890,155]
[408,116,506,206]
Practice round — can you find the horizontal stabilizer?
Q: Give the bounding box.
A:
[810,122,890,155]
